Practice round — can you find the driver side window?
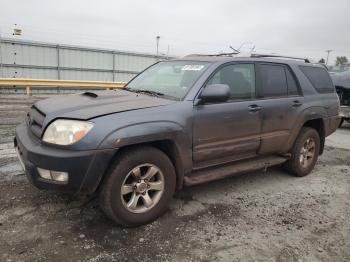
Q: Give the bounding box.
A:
[207,64,256,100]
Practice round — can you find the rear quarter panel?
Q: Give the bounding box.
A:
[280,64,340,152]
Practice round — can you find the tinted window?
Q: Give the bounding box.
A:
[260,64,287,97]
[286,68,299,95]
[207,64,255,100]
[299,66,334,93]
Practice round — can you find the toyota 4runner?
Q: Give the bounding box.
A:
[15,54,341,226]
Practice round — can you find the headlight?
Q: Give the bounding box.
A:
[42,119,94,145]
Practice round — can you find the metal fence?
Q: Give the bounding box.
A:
[0,38,167,82]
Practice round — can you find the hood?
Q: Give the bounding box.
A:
[331,71,350,89]
[35,89,175,123]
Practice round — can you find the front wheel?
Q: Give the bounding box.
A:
[283,127,320,177]
[99,146,176,227]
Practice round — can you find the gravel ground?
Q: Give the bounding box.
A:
[0,94,349,262]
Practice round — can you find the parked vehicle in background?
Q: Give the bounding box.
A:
[331,71,350,127]
[328,65,350,73]
[15,54,340,226]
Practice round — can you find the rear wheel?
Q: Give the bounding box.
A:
[100,146,176,227]
[283,127,320,177]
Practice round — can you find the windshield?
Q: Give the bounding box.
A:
[125,61,210,100]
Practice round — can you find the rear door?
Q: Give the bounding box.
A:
[256,63,304,154]
[192,63,262,169]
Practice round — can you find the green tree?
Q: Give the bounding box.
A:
[318,58,325,63]
[335,56,349,66]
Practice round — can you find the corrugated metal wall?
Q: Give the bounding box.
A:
[0,38,166,82]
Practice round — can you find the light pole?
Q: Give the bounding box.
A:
[325,50,333,65]
[13,24,22,36]
[166,45,170,59]
[0,27,2,77]
[156,36,160,58]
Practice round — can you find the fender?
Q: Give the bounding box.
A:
[281,106,327,153]
[97,120,193,187]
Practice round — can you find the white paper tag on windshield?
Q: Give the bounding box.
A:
[182,65,205,71]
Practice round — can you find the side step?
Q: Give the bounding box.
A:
[184,155,288,186]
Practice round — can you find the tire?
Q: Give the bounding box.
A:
[99,146,176,227]
[339,118,344,128]
[283,127,320,177]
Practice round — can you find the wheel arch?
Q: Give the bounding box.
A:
[303,118,326,155]
[282,105,328,155]
[94,139,187,195]
[284,117,326,155]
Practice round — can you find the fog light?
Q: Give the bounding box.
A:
[37,168,51,180]
[37,168,68,183]
[51,171,69,183]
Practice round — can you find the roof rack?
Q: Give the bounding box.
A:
[185,53,312,63]
[210,52,239,57]
[251,53,310,63]
[184,52,238,58]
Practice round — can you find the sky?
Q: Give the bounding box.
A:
[0,0,349,65]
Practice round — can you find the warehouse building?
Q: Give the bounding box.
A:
[0,38,167,82]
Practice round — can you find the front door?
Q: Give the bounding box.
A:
[193,63,262,169]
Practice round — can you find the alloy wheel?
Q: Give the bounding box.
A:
[120,164,165,213]
[299,137,316,169]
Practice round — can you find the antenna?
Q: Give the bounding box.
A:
[250,45,256,53]
[229,46,240,54]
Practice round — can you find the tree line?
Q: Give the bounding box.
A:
[319,56,349,66]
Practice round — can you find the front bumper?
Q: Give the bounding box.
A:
[15,123,117,194]
[339,105,350,119]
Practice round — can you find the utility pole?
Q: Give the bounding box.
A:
[166,45,170,59]
[325,50,333,65]
[156,36,160,58]
[0,26,2,78]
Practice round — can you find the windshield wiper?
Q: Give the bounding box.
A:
[122,87,164,97]
[122,87,137,93]
[122,87,180,100]
[135,90,165,97]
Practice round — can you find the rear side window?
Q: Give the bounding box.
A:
[299,66,334,93]
[260,64,287,97]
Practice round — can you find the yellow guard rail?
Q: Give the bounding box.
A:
[0,78,127,95]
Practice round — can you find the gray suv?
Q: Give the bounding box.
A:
[15,55,340,226]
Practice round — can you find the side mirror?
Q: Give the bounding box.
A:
[199,84,230,103]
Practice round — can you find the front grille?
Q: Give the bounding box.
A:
[337,88,350,106]
[342,91,350,106]
[27,105,46,138]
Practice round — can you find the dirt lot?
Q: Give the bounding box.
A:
[0,94,350,262]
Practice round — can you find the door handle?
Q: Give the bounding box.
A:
[248,104,263,112]
[292,100,302,107]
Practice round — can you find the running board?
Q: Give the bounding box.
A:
[184,156,288,186]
